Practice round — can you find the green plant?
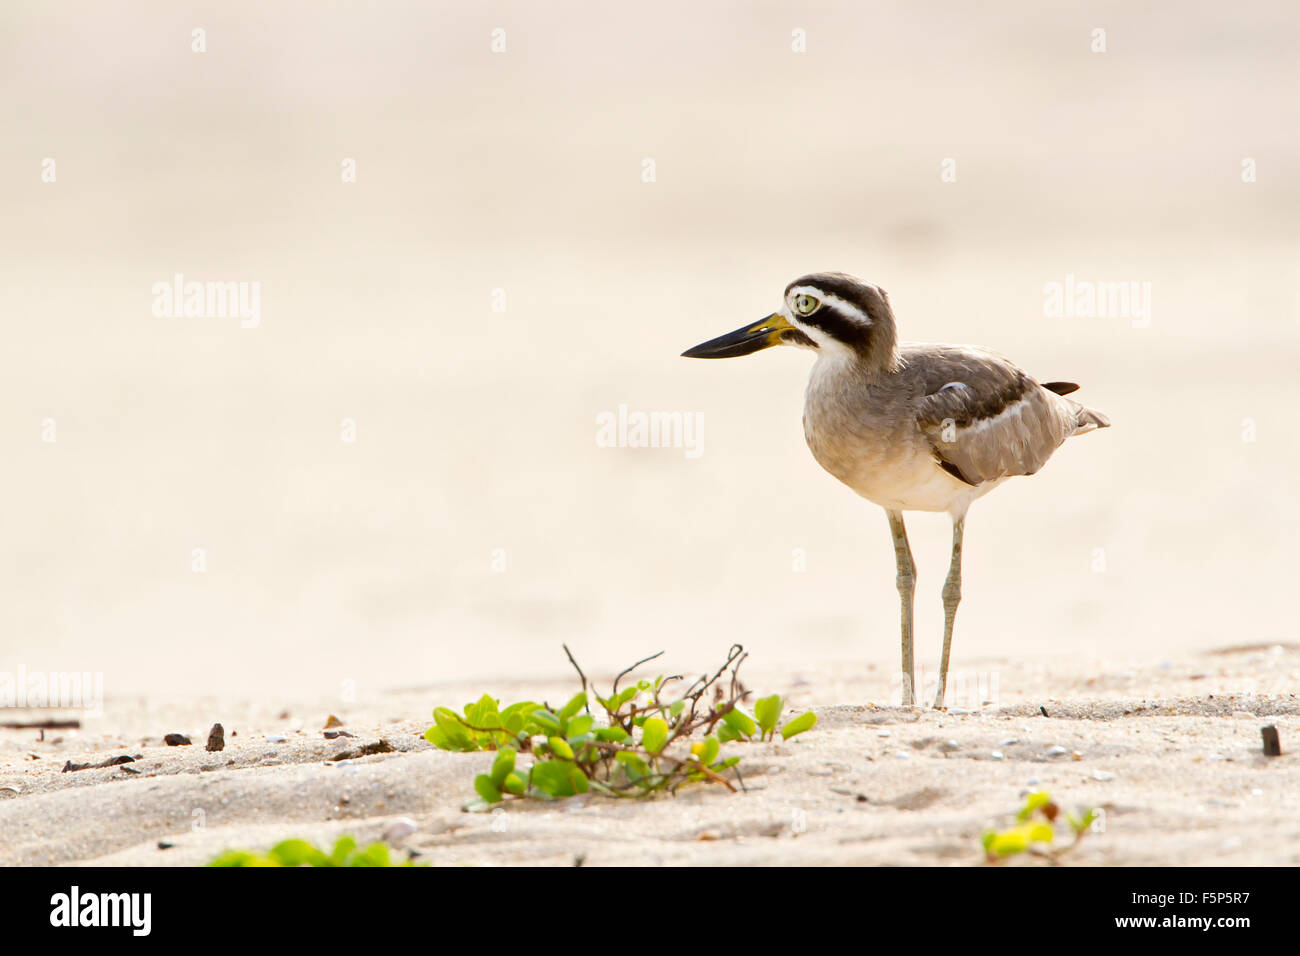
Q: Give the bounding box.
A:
[208,836,421,867]
[423,645,818,807]
[981,791,1099,863]
[746,693,818,742]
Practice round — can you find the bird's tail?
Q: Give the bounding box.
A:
[1071,404,1110,434]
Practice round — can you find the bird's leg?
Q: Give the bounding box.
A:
[886,510,917,707]
[935,515,965,709]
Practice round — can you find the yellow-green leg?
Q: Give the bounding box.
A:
[887,510,917,707]
[935,516,964,709]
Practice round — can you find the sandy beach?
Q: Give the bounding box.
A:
[3,644,1297,867]
[1,3,1297,869]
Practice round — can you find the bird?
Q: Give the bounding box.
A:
[682,272,1109,709]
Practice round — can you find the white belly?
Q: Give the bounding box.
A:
[818,436,1001,514]
[802,363,1003,516]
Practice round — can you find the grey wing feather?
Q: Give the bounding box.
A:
[908,346,1103,486]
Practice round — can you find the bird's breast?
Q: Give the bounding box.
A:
[802,369,971,513]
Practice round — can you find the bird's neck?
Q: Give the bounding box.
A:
[839,322,899,384]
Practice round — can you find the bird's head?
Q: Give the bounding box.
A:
[681,272,898,370]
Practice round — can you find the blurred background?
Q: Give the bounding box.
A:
[1,1,1297,701]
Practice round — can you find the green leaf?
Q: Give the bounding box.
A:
[641,717,668,754]
[780,712,817,740]
[548,736,575,760]
[434,707,476,751]
[1019,791,1052,821]
[501,700,539,723]
[490,748,516,786]
[474,774,503,803]
[530,760,578,797]
[209,836,423,868]
[567,715,594,738]
[753,695,783,736]
[423,725,450,749]
[691,736,720,766]
[207,850,262,867]
[722,707,756,739]
[531,709,561,735]
[1068,808,1099,834]
[560,692,588,722]
[502,772,526,795]
[595,726,629,743]
[611,688,638,711]
[465,693,500,729]
[1026,823,1054,843]
[988,831,1028,858]
[669,701,685,717]
[615,751,649,782]
[268,839,330,867]
[330,836,357,865]
[569,768,589,794]
[353,842,393,867]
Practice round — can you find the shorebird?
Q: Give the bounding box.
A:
[683,273,1109,708]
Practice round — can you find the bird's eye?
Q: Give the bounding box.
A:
[793,294,820,316]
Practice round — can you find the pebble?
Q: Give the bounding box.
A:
[383,818,418,841]
[266,735,287,743]
[877,730,891,738]
[206,723,225,752]
[990,750,1004,760]
[1092,770,1115,781]
[893,751,910,760]
[1250,788,1263,797]
[939,740,960,752]
[998,738,1018,747]
[1047,746,1068,757]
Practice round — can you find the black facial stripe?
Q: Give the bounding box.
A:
[780,328,817,348]
[785,273,893,327]
[799,302,872,350]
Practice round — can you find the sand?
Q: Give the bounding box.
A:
[2,1,1297,869]
[3,644,1297,867]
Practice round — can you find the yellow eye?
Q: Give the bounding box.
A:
[793,294,820,316]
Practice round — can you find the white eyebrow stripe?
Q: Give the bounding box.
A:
[788,285,872,326]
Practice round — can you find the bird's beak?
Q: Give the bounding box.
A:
[681,313,794,359]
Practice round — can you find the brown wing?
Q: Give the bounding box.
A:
[908,346,1085,486]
